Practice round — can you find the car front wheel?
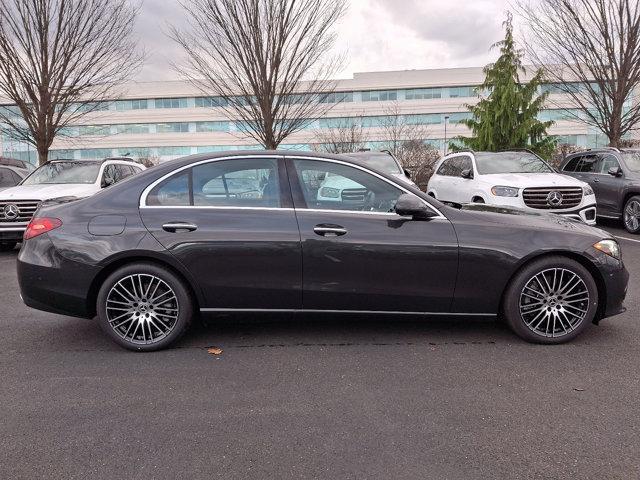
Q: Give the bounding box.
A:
[503,256,598,344]
[623,195,640,233]
[96,263,193,351]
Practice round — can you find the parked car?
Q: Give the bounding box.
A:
[345,150,416,185]
[0,165,29,192]
[17,151,627,351]
[560,147,640,233]
[427,150,597,225]
[0,158,144,251]
[313,150,417,207]
[0,156,36,173]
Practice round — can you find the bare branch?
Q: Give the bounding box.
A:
[515,0,640,147]
[170,0,347,149]
[0,0,144,164]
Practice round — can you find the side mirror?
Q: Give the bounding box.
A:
[461,168,473,179]
[404,168,412,179]
[395,193,437,220]
[608,166,623,177]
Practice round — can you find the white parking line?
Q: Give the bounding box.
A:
[614,234,640,244]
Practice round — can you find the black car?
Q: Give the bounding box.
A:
[17,151,628,351]
[561,148,640,233]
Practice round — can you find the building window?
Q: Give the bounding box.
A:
[157,146,191,156]
[361,90,398,102]
[154,98,189,109]
[318,91,354,103]
[195,97,227,108]
[116,124,150,135]
[195,121,230,132]
[405,114,441,125]
[405,88,442,100]
[115,99,148,111]
[447,112,473,124]
[448,86,477,98]
[156,122,190,133]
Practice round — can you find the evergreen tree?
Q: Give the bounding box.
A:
[455,14,555,158]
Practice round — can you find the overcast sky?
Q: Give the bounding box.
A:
[137,0,511,82]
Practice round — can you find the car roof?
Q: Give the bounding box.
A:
[0,164,29,176]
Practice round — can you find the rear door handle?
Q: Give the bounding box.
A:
[313,224,347,237]
[593,178,600,183]
[162,222,198,232]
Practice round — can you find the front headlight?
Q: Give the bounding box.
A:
[491,186,519,197]
[594,239,620,260]
[583,185,595,196]
[319,187,340,198]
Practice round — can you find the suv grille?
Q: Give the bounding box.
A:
[0,200,41,223]
[341,188,367,202]
[522,187,583,210]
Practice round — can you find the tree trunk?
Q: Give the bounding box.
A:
[37,144,49,166]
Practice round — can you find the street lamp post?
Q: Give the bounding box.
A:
[444,115,450,156]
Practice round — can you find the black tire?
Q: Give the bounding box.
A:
[623,195,640,233]
[0,241,17,252]
[503,256,598,344]
[96,262,193,351]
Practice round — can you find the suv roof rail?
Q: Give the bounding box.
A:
[586,146,620,153]
[447,148,475,156]
[496,148,540,156]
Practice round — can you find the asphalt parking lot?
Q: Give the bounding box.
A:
[1,220,639,479]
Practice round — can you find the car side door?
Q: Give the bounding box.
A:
[139,155,302,310]
[432,156,465,203]
[286,156,458,313]
[595,154,625,216]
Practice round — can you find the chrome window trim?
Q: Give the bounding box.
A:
[139,153,447,219]
[287,154,446,219]
[139,154,283,208]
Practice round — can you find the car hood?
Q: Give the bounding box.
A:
[0,184,99,201]
[457,203,611,239]
[478,172,587,188]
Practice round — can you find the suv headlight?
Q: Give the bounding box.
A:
[594,239,620,260]
[491,186,519,197]
[583,185,595,196]
[320,187,340,198]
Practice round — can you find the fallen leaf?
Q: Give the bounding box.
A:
[573,388,585,392]
[207,347,223,355]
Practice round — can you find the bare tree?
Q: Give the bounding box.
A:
[313,117,368,153]
[398,140,441,190]
[377,103,432,162]
[171,0,346,150]
[0,0,143,165]
[516,0,640,147]
[551,142,586,168]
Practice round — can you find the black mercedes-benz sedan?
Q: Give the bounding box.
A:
[17,151,629,351]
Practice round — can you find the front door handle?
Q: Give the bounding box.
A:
[162,222,198,233]
[313,224,347,237]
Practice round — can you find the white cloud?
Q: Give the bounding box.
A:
[136,0,510,81]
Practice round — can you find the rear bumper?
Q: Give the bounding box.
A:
[17,234,98,318]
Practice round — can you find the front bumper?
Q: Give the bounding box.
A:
[0,226,26,243]
[589,248,629,321]
[489,196,597,225]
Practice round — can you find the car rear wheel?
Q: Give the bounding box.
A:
[96,263,193,351]
[503,256,598,344]
[0,241,17,252]
[623,195,640,233]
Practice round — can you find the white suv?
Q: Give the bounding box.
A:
[427,150,597,225]
[0,158,145,251]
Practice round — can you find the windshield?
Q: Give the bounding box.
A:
[474,152,553,175]
[351,154,402,174]
[621,152,640,172]
[22,161,101,185]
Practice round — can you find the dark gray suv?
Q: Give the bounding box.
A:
[561,148,640,233]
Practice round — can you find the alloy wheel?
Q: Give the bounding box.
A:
[105,274,179,345]
[519,268,590,338]
[624,200,640,232]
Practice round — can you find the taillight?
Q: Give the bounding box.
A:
[24,217,62,240]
